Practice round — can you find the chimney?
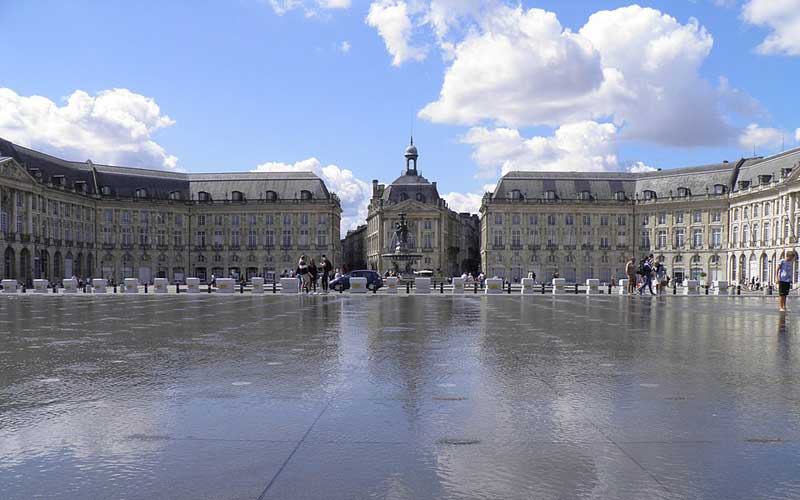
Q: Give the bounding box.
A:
[372,179,378,197]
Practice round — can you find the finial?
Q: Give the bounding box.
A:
[410,135,414,146]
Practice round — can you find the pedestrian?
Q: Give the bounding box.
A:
[777,250,795,312]
[308,258,318,293]
[296,255,310,293]
[320,255,332,293]
[639,254,655,296]
[656,262,667,294]
[625,257,637,294]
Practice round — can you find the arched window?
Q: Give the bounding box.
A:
[198,191,212,202]
[232,191,245,202]
[135,188,147,199]
[265,190,278,202]
[300,190,312,201]
[676,187,690,198]
[416,193,426,203]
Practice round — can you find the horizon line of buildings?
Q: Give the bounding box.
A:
[2,136,799,285]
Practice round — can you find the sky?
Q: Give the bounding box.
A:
[1,0,799,232]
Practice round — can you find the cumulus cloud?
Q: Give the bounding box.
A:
[742,0,800,55]
[253,158,371,233]
[796,128,800,142]
[0,87,177,170]
[738,123,786,150]
[627,161,658,173]
[269,0,351,16]
[442,191,483,214]
[462,121,623,178]
[413,4,744,148]
[366,0,428,66]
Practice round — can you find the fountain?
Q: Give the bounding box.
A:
[381,213,422,278]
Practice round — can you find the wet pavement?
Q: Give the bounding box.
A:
[1,295,799,499]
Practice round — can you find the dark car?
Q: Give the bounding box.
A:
[330,270,383,292]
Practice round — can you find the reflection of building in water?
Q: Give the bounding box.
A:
[481,147,800,284]
[343,139,480,276]
[0,138,341,284]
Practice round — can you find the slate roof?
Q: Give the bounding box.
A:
[381,171,441,204]
[634,163,734,199]
[732,147,800,192]
[493,171,636,201]
[0,137,334,202]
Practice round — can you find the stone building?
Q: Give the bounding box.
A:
[342,224,367,272]
[356,140,480,276]
[0,138,341,285]
[481,147,800,285]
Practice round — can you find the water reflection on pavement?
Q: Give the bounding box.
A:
[0,295,799,500]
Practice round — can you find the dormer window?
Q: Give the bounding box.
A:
[758,174,772,184]
[265,190,278,202]
[399,192,409,201]
[74,181,87,193]
[135,188,147,199]
[198,191,212,202]
[614,191,627,201]
[578,190,591,201]
[51,175,65,186]
[713,184,726,195]
[300,190,312,201]
[643,190,656,200]
[676,187,690,198]
[738,180,751,190]
[232,190,245,202]
[169,191,182,201]
[544,190,557,201]
[782,168,793,178]
[510,189,523,201]
[100,185,112,196]
[416,193,426,203]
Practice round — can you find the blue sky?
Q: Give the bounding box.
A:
[1,0,799,229]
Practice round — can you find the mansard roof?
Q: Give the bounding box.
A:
[0,137,335,203]
[732,147,800,192]
[493,171,636,201]
[381,171,441,204]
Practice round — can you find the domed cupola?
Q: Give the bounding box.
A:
[404,137,418,175]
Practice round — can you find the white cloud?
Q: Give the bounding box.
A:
[796,128,800,142]
[742,0,800,56]
[416,4,740,148]
[253,158,371,233]
[627,161,657,173]
[442,191,483,214]
[339,40,351,53]
[0,87,177,170]
[462,121,622,179]
[269,0,351,16]
[738,123,786,150]
[366,0,428,66]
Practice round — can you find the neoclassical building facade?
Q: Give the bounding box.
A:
[349,141,480,276]
[481,147,800,285]
[0,138,341,285]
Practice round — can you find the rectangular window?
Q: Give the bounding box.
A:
[249,214,257,226]
[15,192,22,208]
[529,215,538,225]
[675,228,685,248]
[641,230,651,248]
[617,215,626,226]
[493,230,503,247]
[511,214,520,225]
[547,215,556,226]
[763,222,771,244]
[173,231,183,247]
[232,214,240,226]
[600,215,609,226]
[565,215,574,225]
[423,233,433,248]
[231,230,240,247]
[318,213,327,225]
[692,229,703,248]
[317,230,327,247]
[642,215,650,226]
[197,215,206,226]
[156,212,165,225]
[582,215,591,226]
[121,211,130,224]
[103,226,113,245]
[712,211,721,223]
[301,214,309,225]
[138,227,149,245]
[282,230,292,247]
[122,227,133,246]
[248,229,257,247]
[657,230,667,249]
[266,214,274,225]
[196,230,206,246]
[157,229,166,246]
[600,236,609,248]
[265,230,275,247]
[494,213,503,225]
[175,214,183,226]
[712,228,721,248]
[16,215,23,234]
[511,230,521,247]
[213,230,223,248]
[214,215,223,226]
[693,211,702,223]
[283,214,292,226]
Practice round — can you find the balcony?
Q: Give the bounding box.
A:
[76,242,84,249]
[491,244,506,250]
[53,239,62,247]
[546,244,558,250]
[229,245,241,251]
[194,245,207,251]
[121,243,133,250]
[563,245,576,250]
[139,244,152,250]
[528,244,541,250]
[510,244,523,250]
[102,243,116,250]
[157,244,170,251]
[2,232,17,242]
[581,244,594,250]
[64,240,73,247]
[20,234,31,243]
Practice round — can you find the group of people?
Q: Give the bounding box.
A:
[295,254,334,294]
[625,254,670,295]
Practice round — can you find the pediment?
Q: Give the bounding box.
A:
[0,158,37,185]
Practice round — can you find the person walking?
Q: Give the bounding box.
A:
[639,255,655,296]
[320,255,332,293]
[776,250,796,312]
[296,255,310,293]
[308,258,318,293]
[625,257,637,294]
[655,262,667,294]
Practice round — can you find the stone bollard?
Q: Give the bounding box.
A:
[62,278,78,294]
[124,278,140,294]
[552,278,566,295]
[216,278,235,294]
[474,282,478,294]
[176,283,180,294]
[385,276,399,294]
[240,282,245,294]
[349,277,368,294]
[33,279,49,294]
[452,277,465,294]
[485,278,503,294]
[186,277,201,293]
[521,278,536,295]
[737,284,741,295]
[508,282,512,294]
[575,283,579,294]
[251,277,265,294]
[585,279,600,295]
[1,279,18,294]
[541,283,546,294]
[154,278,169,294]
[712,280,729,296]
[415,277,432,294]
[144,283,148,294]
[280,277,298,294]
[618,279,628,295]
[441,282,445,294]
[92,279,108,294]
[682,279,699,295]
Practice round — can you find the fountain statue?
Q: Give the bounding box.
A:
[382,213,422,277]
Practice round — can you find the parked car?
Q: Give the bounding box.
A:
[330,270,383,292]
